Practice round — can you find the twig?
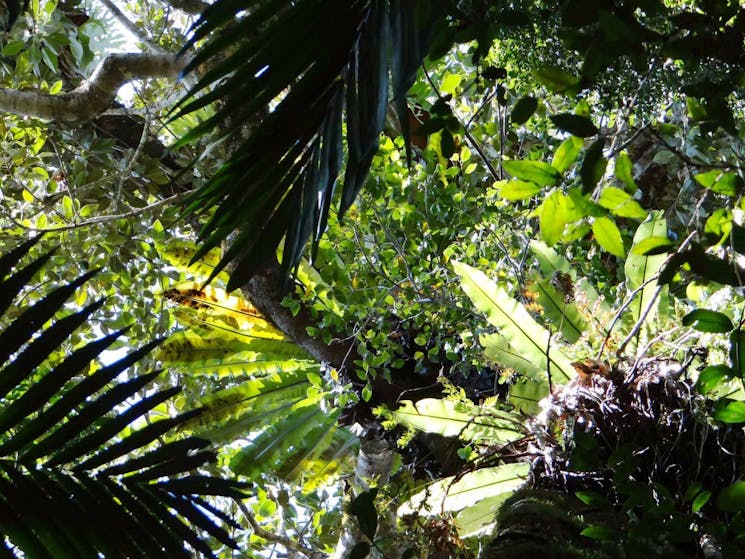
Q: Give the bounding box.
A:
[598,231,697,360]
[421,64,501,182]
[235,500,321,558]
[113,111,152,211]
[99,0,166,54]
[10,191,189,232]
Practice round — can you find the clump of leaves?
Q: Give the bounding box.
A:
[526,358,745,557]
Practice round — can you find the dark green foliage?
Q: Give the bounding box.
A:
[175,0,440,288]
[0,240,247,558]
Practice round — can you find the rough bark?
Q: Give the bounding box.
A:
[0,53,185,125]
[239,260,356,368]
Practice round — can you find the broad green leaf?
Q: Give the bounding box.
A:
[592,216,625,257]
[539,189,583,246]
[682,309,733,333]
[184,370,312,438]
[502,160,560,186]
[499,180,542,200]
[705,208,733,244]
[614,152,637,192]
[511,96,538,125]
[455,494,512,537]
[350,489,378,541]
[230,401,341,480]
[398,463,529,515]
[551,136,583,173]
[624,211,669,350]
[481,333,544,377]
[597,187,647,219]
[440,71,462,95]
[530,241,571,275]
[696,365,735,393]
[453,261,575,381]
[692,490,712,513]
[580,137,606,193]
[532,66,578,93]
[695,170,743,196]
[550,113,598,137]
[390,399,523,444]
[526,278,587,343]
[717,481,745,512]
[508,378,548,415]
[630,236,673,255]
[581,525,619,541]
[712,400,745,424]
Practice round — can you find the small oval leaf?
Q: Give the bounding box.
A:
[499,180,543,200]
[581,137,606,193]
[592,216,625,257]
[550,113,599,137]
[511,96,538,125]
[503,160,560,187]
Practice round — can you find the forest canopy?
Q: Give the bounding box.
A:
[3,0,745,557]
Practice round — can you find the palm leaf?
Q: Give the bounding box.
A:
[161,277,355,488]
[0,241,247,558]
[174,0,439,287]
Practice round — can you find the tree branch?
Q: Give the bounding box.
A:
[161,0,209,15]
[239,260,355,368]
[98,0,166,53]
[235,499,322,559]
[0,52,185,125]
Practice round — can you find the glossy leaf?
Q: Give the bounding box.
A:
[580,137,606,193]
[550,113,598,137]
[712,400,745,424]
[499,179,543,200]
[592,216,625,258]
[502,160,561,186]
[511,96,538,125]
[630,236,673,256]
[551,136,583,173]
[598,187,647,220]
[614,152,637,192]
[682,309,733,333]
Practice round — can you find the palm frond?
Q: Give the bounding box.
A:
[174,0,439,288]
[160,272,357,488]
[0,240,247,558]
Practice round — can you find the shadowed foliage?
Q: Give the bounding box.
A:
[0,236,247,558]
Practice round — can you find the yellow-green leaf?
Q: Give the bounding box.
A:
[592,216,625,257]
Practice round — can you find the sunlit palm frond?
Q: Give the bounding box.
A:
[0,236,247,558]
[174,0,438,288]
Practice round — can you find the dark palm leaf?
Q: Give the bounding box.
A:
[0,237,247,558]
[174,0,440,288]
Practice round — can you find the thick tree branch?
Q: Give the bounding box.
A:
[240,260,355,368]
[0,52,185,125]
